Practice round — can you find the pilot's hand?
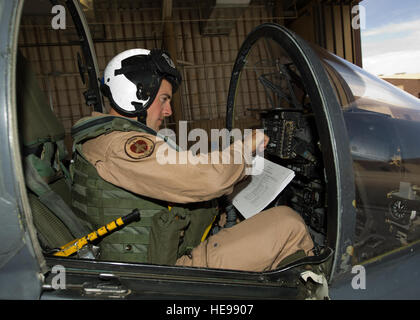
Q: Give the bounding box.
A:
[244,129,269,154]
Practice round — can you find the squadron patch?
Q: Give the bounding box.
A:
[124,135,155,159]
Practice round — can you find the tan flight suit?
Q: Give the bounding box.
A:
[81,112,314,272]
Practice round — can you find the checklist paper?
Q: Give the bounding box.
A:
[230,155,295,219]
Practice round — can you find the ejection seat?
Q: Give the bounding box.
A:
[16,51,91,252]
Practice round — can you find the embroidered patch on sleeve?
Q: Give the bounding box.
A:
[124,135,155,159]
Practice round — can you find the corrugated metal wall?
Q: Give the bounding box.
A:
[19,13,92,145]
[17,0,361,150]
[289,0,362,67]
[174,1,276,133]
[18,0,282,145]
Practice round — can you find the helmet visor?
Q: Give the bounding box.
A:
[151,49,182,92]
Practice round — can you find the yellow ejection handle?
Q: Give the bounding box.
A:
[53,209,141,257]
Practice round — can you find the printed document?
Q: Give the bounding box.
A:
[230,155,295,219]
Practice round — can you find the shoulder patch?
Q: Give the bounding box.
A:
[124,135,155,159]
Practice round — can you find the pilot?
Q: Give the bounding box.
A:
[70,48,314,271]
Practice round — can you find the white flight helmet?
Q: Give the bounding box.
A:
[101,48,181,122]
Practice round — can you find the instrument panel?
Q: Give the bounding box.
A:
[261,109,327,238]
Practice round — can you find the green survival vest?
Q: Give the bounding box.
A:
[70,115,218,264]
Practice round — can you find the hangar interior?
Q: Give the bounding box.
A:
[18,0,362,151]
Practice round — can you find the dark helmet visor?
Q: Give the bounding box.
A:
[150,49,182,93]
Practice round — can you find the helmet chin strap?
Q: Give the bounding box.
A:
[137,109,147,125]
[131,101,148,125]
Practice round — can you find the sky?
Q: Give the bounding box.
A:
[360,0,420,76]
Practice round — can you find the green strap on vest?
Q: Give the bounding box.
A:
[71,115,217,264]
